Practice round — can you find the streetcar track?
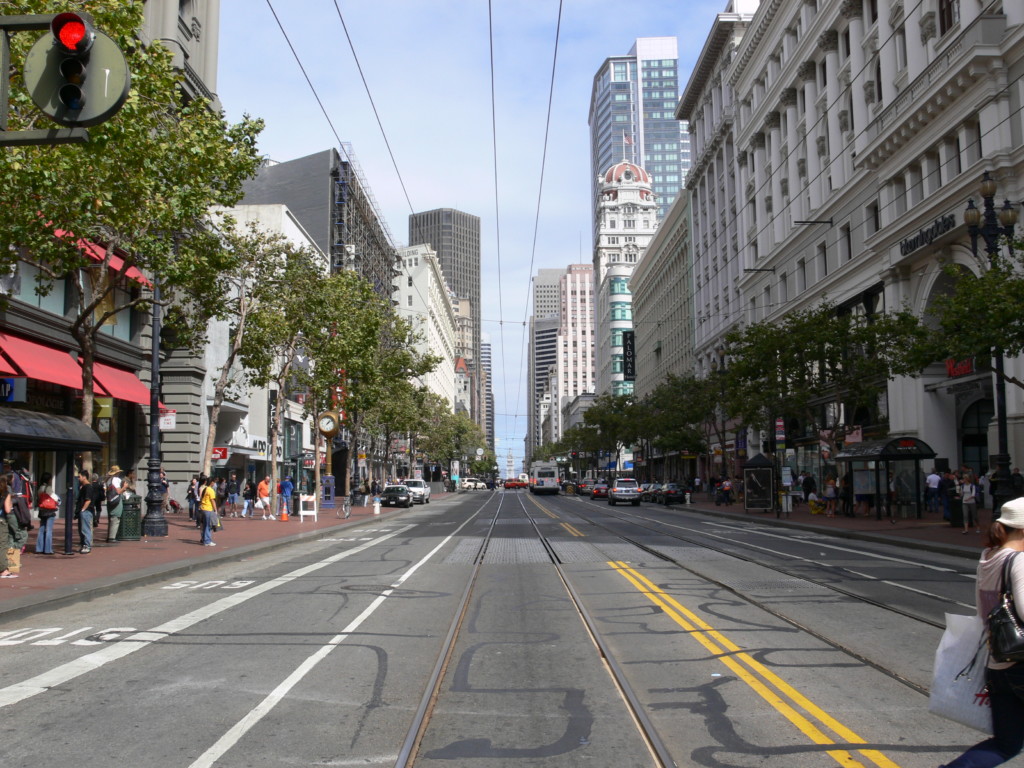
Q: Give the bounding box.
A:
[396,491,676,768]
[547,495,943,696]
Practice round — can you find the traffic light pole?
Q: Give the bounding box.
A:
[0,14,90,146]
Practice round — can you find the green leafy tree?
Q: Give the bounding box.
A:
[915,244,1024,391]
[418,409,485,482]
[0,1,263,444]
[582,393,638,474]
[639,374,709,480]
[724,302,926,458]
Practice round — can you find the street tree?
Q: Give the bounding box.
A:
[0,1,263,445]
[239,252,386,512]
[915,243,1024,391]
[582,393,638,475]
[724,302,926,459]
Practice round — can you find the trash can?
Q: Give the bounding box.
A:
[117,495,142,541]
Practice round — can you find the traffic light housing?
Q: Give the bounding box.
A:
[22,12,130,128]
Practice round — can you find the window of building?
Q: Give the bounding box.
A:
[865,201,880,235]
[14,262,66,316]
[610,277,630,294]
[817,241,828,279]
[612,354,624,374]
[610,302,632,321]
[841,224,853,262]
[623,220,635,228]
[407,276,413,287]
[797,258,807,292]
[779,272,788,303]
[939,0,959,35]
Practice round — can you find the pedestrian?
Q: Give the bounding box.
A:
[926,467,941,514]
[198,475,217,547]
[0,474,17,579]
[801,472,817,503]
[8,462,34,555]
[34,471,59,555]
[257,475,271,519]
[960,472,979,534]
[721,477,733,506]
[279,475,294,517]
[105,466,125,543]
[76,470,97,554]
[214,476,227,514]
[823,474,838,518]
[1012,468,1024,500]
[159,467,169,514]
[938,497,1024,768]
[938,470,957,521]
[225,471,240,517]
[187,475,200,521]
[840,472,854,517]
[241,478,255,518]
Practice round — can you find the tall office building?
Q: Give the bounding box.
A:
[480,341,494,451]
[589,37,691,226]
[525,265,595,463]
[409,209,482,424]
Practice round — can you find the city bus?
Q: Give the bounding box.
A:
[529,461,560,495]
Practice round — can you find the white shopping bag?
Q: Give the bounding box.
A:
[929,612,992,734]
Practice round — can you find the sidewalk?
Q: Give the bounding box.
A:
[0,496,431,621]
[680,492,988,559]
[0,490,988,621]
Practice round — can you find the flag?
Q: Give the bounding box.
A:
[623,131,633,146]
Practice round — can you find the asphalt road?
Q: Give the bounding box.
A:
[0,490,992,767]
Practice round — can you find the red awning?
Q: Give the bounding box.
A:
[91,361,153,406]
[0,332,87,391]
[0,355,18,377]
[54,228,152,287]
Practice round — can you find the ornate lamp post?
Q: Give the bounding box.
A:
[710,346,729,479]
[143,277,167,536]
[963,171,1018,513]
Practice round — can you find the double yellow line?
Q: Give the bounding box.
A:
[609,562,902,768]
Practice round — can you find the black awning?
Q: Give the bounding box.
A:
[0,408,103,451]
[835,437,936,461]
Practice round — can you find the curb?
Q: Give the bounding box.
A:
[667,501,981,560]
[0,505,416,623]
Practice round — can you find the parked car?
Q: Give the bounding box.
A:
[405,478,431,504]
[380,484,413,508]
[460,477,486,490]
[640,483,662,502]
[590,482,609,499]
[608,477,641,506]
[655,483,684,505]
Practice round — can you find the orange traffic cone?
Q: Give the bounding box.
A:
[279,507,289,522]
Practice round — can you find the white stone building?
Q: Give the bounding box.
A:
[593,162,660,397]
[677,0,1024,480]
[394,244,457,409]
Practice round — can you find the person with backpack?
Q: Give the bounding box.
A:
[8,462,34,555]
[35,472,59,555]
[0,474,16,578]
[105,466,125,543]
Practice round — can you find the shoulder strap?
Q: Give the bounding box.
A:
[1002,551,1019,598]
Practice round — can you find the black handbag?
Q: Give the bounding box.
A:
[987,552,1024,663]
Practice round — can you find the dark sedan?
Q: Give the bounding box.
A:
[590,483,609,499]
[655,483,684,505]
[380,484,413,508]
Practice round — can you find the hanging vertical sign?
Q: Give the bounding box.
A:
[622,330,636,381]
[775,417,786,449]
[268,389,278,438]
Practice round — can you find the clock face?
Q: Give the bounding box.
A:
[318,413,337,434]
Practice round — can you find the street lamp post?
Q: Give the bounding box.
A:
[143,277,167,537]
[710,346,728,479]
[963,171,1018,513]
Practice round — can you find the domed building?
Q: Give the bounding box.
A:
[593,160,659,401]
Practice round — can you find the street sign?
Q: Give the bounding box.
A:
[158,409,176,430]
[211,447,228,460]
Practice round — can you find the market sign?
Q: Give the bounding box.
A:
[899,213,956,256]
[945,357,975,378]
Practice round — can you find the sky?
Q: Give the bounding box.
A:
[216,0,728,473]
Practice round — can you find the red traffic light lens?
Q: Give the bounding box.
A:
[52,13,94,55]
[58,20,86,49]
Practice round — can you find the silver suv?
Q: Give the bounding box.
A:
[608,477,641,506]
[405,479,431,504]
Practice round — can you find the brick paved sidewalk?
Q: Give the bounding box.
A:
[0,496,426,620]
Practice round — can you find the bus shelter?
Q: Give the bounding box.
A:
[835,437,936,521]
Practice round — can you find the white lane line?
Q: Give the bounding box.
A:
[188,516,474,768]
[650,513,970,575]
[0,525,416,708]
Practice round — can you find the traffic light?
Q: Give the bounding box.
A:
[22,12,130,128]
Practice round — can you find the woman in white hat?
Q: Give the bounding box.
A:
[941,497,1024,767]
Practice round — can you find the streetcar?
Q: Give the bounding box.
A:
[529,461,560,495]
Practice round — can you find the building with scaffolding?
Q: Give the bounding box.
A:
[240,145,399,298]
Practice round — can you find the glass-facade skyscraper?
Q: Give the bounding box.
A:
[588,37,691,228]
